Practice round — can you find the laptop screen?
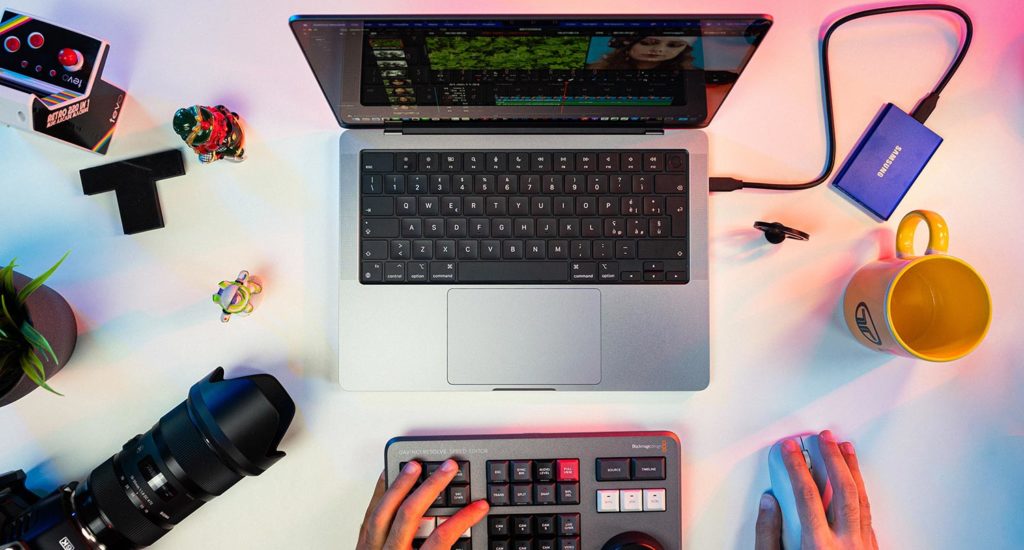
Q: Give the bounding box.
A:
[290,15,771,128]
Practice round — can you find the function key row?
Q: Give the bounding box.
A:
[488,459,578,483]
[362,174,688,195]
[595,457,666,481]
[362,151,688,174]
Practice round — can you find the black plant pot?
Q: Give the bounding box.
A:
[0,272,78,407]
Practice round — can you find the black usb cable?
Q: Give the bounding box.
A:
[709,4,973,192]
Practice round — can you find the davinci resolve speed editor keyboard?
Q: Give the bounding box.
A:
[385,432,681,550]
[359,150,690,284]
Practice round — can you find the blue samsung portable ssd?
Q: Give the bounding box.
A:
[832,103,942,220]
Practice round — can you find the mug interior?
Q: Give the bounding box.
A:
[888,257,991,361]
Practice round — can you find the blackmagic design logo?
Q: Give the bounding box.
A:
[855,302,882,345]
[876,145,902,177]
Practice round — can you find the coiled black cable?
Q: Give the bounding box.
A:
[710,4,973,192]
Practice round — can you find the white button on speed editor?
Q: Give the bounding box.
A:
[620,489,643,512]
[415,517,436,538]
[643,488,667,511]
[597,489,620,512]
[436,517,471,538]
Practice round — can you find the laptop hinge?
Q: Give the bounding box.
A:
[383,123,664,136]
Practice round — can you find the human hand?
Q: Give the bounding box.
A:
[357,459,489,550]
[755,431,878,550]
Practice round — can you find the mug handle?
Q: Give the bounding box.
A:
[896,210,949,258]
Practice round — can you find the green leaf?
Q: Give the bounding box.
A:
[0,294,15,327]
[20,353,62,396]
[17,251,69,305]
[20,321,57,365]
[0,258,16,296]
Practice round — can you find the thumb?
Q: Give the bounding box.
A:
[755,492,782,550]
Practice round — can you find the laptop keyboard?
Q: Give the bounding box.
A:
[359,150,689,284]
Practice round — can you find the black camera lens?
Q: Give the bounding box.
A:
[71,368,295,548]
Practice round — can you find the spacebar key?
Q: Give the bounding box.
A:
[459,262,568,283]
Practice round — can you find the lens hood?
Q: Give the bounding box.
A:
[186,368,295,476]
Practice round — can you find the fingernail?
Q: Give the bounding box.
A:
[782,438,799,452]
[820,430,835,442]
[403,461,420,474]
[440,459,458,473]
[759,493,775,510]
[841,442,856,455]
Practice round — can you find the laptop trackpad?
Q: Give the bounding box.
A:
[447,289,601,386]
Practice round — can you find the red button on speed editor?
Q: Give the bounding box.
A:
[556,459,579,482]
[28,32,44,49]
[3,36,19,53]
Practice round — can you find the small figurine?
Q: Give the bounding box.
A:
[213,271,262,322]
[173,104,245,163]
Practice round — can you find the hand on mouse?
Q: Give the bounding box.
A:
[755,431,878,550]
[357,459,489,550]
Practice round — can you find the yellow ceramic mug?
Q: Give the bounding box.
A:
[843,210,991,362]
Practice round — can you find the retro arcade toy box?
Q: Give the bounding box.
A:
[0,9,125,154]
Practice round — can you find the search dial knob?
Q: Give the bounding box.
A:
[601,532,664,550]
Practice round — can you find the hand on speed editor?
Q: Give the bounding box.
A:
[755,431,878,550]
[358,459,489,550]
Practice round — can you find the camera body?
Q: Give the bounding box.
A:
[0,471,96,550]
[0,368,295,550]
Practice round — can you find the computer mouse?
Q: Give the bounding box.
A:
[768,434,833,549]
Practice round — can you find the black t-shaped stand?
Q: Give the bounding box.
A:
[80,149,185,234]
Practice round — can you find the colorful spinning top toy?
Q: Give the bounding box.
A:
[173,104,246,163]
[213,271,262,322]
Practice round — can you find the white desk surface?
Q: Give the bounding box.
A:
[2,1,1022,548]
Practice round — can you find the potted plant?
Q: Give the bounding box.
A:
[0,253,76,406]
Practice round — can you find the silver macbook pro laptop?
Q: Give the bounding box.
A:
[290,15,771,390]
